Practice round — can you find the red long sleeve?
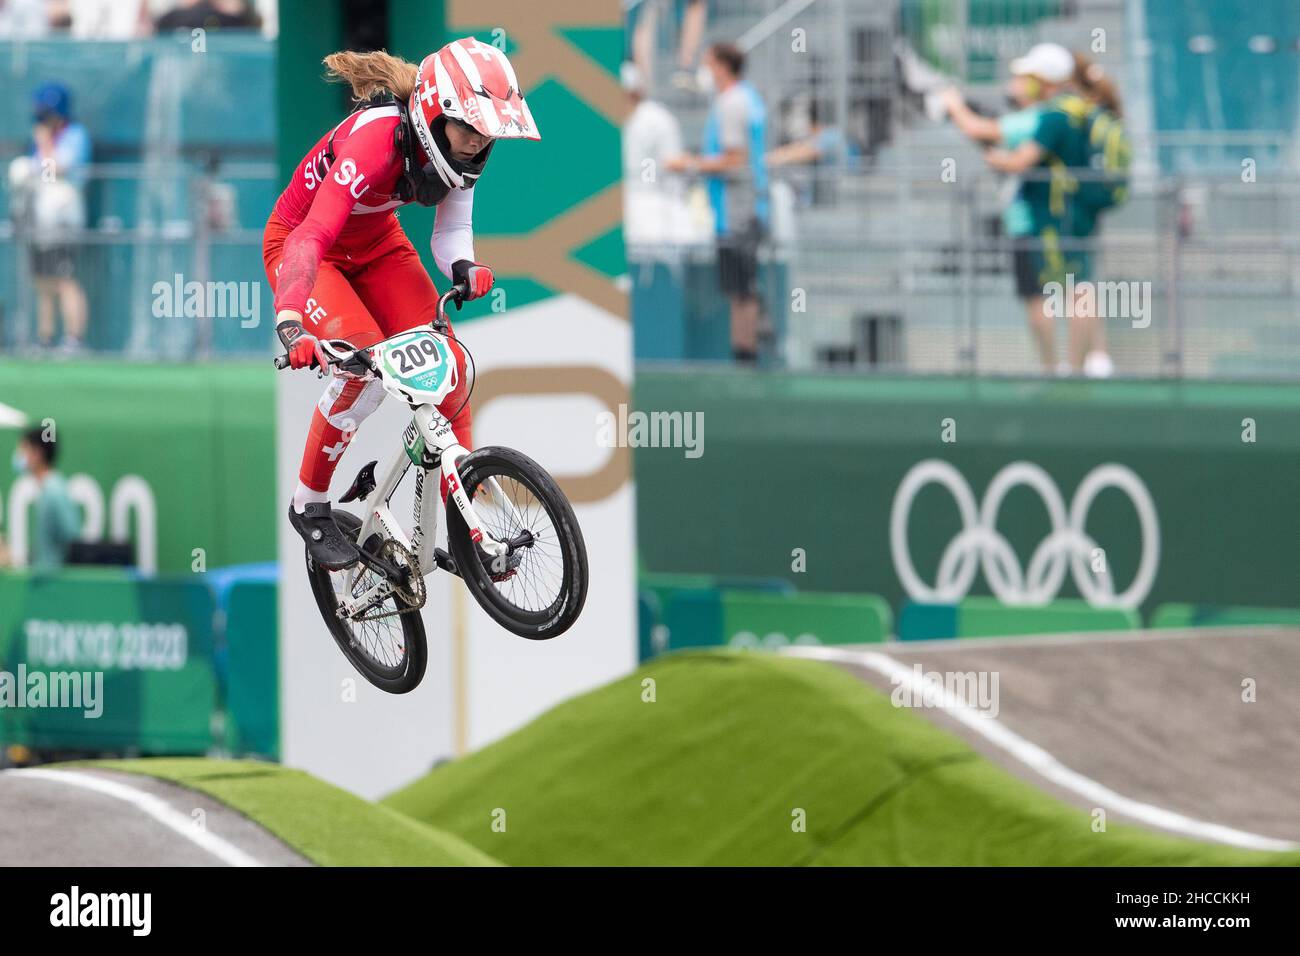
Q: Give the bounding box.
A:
[272,110,403,314]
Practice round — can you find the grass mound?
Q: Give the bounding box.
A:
[384,651,1300,866]
[86,757,499,867]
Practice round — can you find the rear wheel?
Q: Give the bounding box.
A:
[306,510,427,694]
[447,446,588,640]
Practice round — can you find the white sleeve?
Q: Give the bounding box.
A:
[430,185,476,281]
[662,109,683,161]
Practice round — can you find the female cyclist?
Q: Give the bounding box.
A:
[266,38,540,569]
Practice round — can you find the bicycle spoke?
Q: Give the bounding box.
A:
[468,469,566,615]
[328,561,408,669]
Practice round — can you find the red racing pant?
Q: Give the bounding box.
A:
[263,211,473,499]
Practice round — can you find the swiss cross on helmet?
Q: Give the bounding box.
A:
[408,38,541,193]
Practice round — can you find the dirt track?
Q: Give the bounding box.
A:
[794,627,1300,845]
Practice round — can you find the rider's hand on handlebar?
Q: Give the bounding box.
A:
[276,311,330,371]
[451,260,494,303]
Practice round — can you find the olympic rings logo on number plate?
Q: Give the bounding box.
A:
[889,460,1160,608]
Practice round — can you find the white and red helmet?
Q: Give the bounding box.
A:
[408,37,540,191]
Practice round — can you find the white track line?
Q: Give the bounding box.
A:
[878,625,1298,654]
[9,768,265,867]
[786,646,1298,852]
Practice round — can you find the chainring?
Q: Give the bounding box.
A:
[347,539,426,622]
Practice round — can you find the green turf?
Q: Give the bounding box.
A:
[383,651,1300,866]
[83,758,499,867]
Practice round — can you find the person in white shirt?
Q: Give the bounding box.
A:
[621,61,687,245]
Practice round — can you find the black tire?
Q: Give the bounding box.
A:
[306,509,427,694]
[447,446,588,640]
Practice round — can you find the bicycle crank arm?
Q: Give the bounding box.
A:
[433,546,460,577]
[355,548,407,585]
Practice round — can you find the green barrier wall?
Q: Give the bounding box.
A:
[898,598,1139,640]
[223,581,279,759]
[723,591,891,648]
[1151,603,1300,629]
[656,588,891,652]
[634,372,1300,625]
[0,570,216,752]
[0,359,275,573]
[956,597,1139,638]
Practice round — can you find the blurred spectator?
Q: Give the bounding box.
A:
[767,99,859,207]
[629,0,708,92]
[940,43,1114,376]
[668,43,769,364]
[11,426,80,572]
[768,99,858,169]
[155,0,261,32]
[0,0,49,38]
[621,61,688,244]
[46,0,69,30]
[67,0,151,38]
[8,82,92,353]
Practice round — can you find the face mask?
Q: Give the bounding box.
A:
[12,449,27,475]
[696,64,714,94]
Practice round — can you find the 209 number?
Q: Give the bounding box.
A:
[393,339,440,374]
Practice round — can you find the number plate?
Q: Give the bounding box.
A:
[375,329,458,404]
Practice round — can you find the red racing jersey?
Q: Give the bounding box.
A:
[271,102,475,314]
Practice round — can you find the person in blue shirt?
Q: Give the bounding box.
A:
[28,81,92,353]
[667,43,769,364]
[767,98,860,207]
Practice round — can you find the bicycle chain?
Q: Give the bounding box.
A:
[347,539,426,622]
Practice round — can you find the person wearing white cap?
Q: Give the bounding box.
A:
[935,43,1114,377]
[1009,42,1076,86]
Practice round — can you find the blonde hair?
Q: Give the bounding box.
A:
[1072,51,1122,117]
[323,49,419,103]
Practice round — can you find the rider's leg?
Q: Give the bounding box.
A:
[351,229,474,502]
[265,236,386,506]
[297,371,387,508]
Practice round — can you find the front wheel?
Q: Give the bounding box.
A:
[447,446,588,640]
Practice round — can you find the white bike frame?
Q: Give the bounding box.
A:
[317,331,522,621]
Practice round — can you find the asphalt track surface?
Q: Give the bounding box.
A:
[0,768,311,866]
[3,627,1294,863]
[789,627,1300,848]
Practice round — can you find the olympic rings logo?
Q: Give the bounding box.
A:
[889,460,1160,608]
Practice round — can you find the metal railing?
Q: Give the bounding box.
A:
[626,0,1300,378]
[0,162,276,358]
[626,160,1300,378]
[772,165,1300,378]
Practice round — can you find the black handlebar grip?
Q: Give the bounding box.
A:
[273,354,289,369]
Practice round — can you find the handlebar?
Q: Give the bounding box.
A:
[273,281,469,372]
[434,281,468,330]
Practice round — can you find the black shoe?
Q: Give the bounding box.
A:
[289,502,361,570]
